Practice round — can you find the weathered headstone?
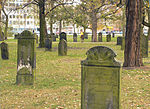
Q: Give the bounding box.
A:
[141,34,148,58]
[60,32,67,41]
[81,46,121,109]
[121,37,125,50]
[73,33,77,42]
[117,37,123,45]
[58,39,67,56]
[52,33,56,41]
[112,32,115,38]
[1,42,9,60]
[106,33,111,42]
[16,30,36,85]
[45,34,52,51]
[84,33,88,39]
[98,32,102,42]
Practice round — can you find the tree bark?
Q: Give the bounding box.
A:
[91,10,97,42]
[59,20,62,34]
[147,9,150,40]
[123,0,143,67]
[49,0,54,34]
[39,0,47,48]
[4,15,8,40]
[0,9,3,40]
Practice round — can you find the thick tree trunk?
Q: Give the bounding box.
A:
[147,9,150,40]
[59,20,62,34]
[39,0,47,48]
[91,11,97,42]
[123,0,143,67]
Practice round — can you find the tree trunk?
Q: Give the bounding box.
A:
[59,20,62,34]
[0,9,3,40]
[39,0,47,48]
[50,0,54,34]
[4,15,8,40]
[147,9,150,40]
[123,0,143,67]
[91,10,97,42]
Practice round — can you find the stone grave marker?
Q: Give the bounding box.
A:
[73,33,77,42]
[58,39,67,56]
[52,33,56,41]
[45,34,52,51]
[81,46,121,109]
[16,30,36,85]
[60,32,67,41]
[141,34,148,58]
[112,32,115,38]
[106,33,111,42]
[1,42,9,60]
[117,37,123,45]
[98,32,102,42]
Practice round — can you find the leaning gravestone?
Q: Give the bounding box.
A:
[1,42,9,60]
[81,46,121,109]
[45,34,52,51]
[73,33,77,42]
[60,32,67,41]
[117,37,123,45]
[58,39,67,56]
[141,34,148,58]
[106,33,111,42]
[98,32,102,42]
[16,30,36,85]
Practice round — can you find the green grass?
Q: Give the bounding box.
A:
[0,37,150,109]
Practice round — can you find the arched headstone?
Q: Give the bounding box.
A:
[16,30,36,85]
[81,46,121,109]
[60,32,67,41]
[98,32,102,42]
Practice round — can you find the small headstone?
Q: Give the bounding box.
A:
[117,37,123,45]
[98,32,102,42]
[60,32,67,41]
[58,39,67,56]
[1,42,9,60]
[52,33,56,41]
[73,33,77,42]
[106,33,111,42]
[141,34,148,58]
[81,46,121,109]
[112,32,115,38]
[45,34,52,51]
[84,33,88,39]
[16,30,36,85]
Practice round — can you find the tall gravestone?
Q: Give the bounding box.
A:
[1,42,9,60]
[58,39,67,56]
[98,32,102,42]
[81,46,121,109]
[45,34,52,51]
[60,32,67,41]
[73,33,77,42]
[16,30,36,85]
[141,34,148,58]
[117,37,123,45]
[106,33,111,42]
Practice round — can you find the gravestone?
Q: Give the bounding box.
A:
[117,37,123,45]
[112,33,115,38]
[14,33,20,39]
[58,39,67,56]
[60,32,67,41]
[141,34,148,58]
[16,30,36,85]
[84,33,88,39]
[52,33,56,41]
[73,33,77,42]
[106,33,111,42]
[81,46,121,109]
[1,42,9,60]
[121,37,125,50]
[98,32,102,42]
[45,34,52,51]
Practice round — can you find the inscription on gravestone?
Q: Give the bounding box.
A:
[81,46,121,109]
[1,42,9,60]
[16,30,36,85]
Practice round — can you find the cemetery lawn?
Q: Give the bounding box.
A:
[0,37,150,109]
